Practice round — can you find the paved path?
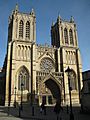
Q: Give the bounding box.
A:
[0,105,90,120]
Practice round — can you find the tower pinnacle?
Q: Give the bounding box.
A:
[12,4,19,14]
[51,21,54,27]
[70,16,74,23]
[30,8,35,16]
[57,14,61,22]
[15,4,19,11]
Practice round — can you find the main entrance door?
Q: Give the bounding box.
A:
[39,78,61,105]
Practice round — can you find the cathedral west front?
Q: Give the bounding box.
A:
[2,5,83,106]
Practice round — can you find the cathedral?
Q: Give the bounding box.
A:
[1,5,83,106]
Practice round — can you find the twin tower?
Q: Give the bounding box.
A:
[4,5,82,106]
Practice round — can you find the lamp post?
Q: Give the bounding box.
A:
[65,66,74,120]
[14,87,17,108]
[31,42,35,116]
[20,83,24,111]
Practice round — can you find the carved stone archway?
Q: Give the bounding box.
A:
[37,73,62,105]
[45,78,61,104]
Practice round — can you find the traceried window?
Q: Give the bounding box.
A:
[18,66,29,91]
[64,28,68,44]
[26,21,30,39]
[69,29,74,45]
[69,70,77,90]
[40,58,54,72]
[19,20,24,38]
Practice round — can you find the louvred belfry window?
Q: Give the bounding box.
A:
[69,29,74,45]
[19,20,23,38]
[26,21,30,39]
[64,28,68,44]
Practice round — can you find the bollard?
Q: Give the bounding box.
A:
[57,115,59,120]
[44,107,46,115]
[7,106,10,116]
[32,106,34,116]
[19,106,21,117]
[70,113,74,120]
[60,117,62,120]
[67,105,69,114]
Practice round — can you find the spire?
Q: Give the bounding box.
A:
[70,16,74,23]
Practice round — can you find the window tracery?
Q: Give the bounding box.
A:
[18,67,29,91]
[40,58,54,72]
[70,70,77,90]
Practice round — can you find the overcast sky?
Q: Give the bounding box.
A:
[0,0,90,72]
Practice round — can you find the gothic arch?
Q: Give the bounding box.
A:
[42,74,62,87]
[69,29,74,45]
[38,51,55,62]
[19,20,24,38]
[16,66,29,91]
[64,28,68,44]
[26,21,30,39]
[41,74,62,103]
[69,69,77,90]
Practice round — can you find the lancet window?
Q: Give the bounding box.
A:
[69,29,73,45]
[64,28,68,44]
[26,21,30,39]
[19,20,24,38]
[18,66,29,91]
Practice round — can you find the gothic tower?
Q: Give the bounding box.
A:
[51,15,83,104]
[5,4,36,105]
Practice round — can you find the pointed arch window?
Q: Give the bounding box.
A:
[19,20,24,38]
[26,21,30,39]
[70,70,77,90]
[64,28,68,44]
[18,67,29,91]
[69,29,74,45]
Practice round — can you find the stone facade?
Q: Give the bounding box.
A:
[3,5,83,106]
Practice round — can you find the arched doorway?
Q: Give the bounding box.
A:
[38,77,61,105]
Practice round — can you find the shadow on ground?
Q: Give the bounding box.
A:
[0,104,90,120]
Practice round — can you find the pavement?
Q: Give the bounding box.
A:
[0,103,90,120]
